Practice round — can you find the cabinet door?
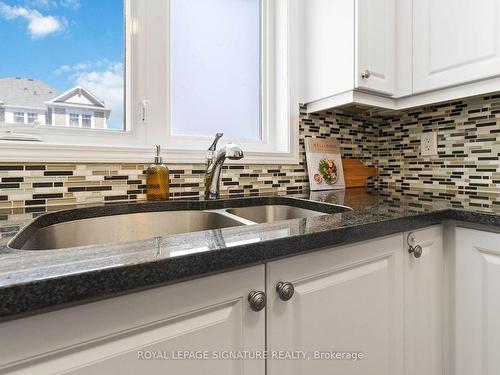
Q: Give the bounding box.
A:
[404,226,444,375]
[0,266,265,375]
[303,0,355,104]
[267,235,404,375]
[355,0,396,95]
[454,228,500,375]
[413,0,500,93]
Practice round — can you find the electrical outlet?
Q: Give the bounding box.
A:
[421,131,438,156]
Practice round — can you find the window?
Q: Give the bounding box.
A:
[69,113,80,127]
[145,0,300,163]
[27,113,37,124]
[82,114,92,128]
[0,0,300,164]
[14,112,25,123]
[0,1,124,133]
[170,0,261,140]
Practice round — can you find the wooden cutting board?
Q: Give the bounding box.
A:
[342,159,377,188]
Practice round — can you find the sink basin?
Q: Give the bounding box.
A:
[225,204,328,224]
[9,197,349,251]
[18,211,245,250]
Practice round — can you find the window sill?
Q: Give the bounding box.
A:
[0,141,300,165]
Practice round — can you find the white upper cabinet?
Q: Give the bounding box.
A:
[303,0,396,105]
[304,0,500,112]
[355,0,396,95]
[302,0,355,104]
[413,0,500,93]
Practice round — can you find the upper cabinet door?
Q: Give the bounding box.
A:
[302,0,355,104]
[355,0,396,95]
[414,0,500,93]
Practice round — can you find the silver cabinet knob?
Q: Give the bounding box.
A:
[409,245,423,258]
[248,291,266,312]
[407,232,423,258]
[361,70,371,79]
[276,281,294,301]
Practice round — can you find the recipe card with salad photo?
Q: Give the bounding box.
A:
[305,138,346,191]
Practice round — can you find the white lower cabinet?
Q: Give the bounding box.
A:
[10,224,500,375]
[0,266,265,375]
[266,234,406,375]
[266,226,445,375]
[453,228,500,375]
[404,226,444,375]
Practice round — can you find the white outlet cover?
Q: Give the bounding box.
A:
[421,131,438,156]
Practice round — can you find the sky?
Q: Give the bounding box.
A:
[0,0,124,129]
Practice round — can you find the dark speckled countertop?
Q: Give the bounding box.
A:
[1,188,499,321]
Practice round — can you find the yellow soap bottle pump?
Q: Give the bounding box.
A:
[146,145,170,201]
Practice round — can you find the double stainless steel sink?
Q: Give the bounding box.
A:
[9,199,348,251]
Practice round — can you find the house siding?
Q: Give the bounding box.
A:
[65,92,95,106]
[94,111,105,129]
[53,108,66,126]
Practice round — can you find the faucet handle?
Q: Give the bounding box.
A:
[208,133,223,152]
[206,133,224,170]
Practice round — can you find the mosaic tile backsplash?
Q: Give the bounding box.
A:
[378,93,500,212]
[1,93,499,219]
[0,109,378,216]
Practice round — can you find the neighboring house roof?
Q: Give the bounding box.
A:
[0,77,60,109]
[47,85,110,111]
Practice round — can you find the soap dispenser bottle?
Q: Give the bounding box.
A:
[146,145,170,201]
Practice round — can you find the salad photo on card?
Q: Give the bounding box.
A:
[305,138,345,191]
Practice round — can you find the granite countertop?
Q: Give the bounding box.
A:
[1,188,499,321]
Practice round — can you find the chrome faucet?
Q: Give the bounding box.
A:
[205,133,244,200]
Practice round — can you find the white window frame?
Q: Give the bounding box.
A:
[68,113,80,127]
[0,0,300,164]
[13,112,25,124]
[27,113,38,124]
[82,114,92,128]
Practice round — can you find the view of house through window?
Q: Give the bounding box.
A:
[0,0,124,131]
